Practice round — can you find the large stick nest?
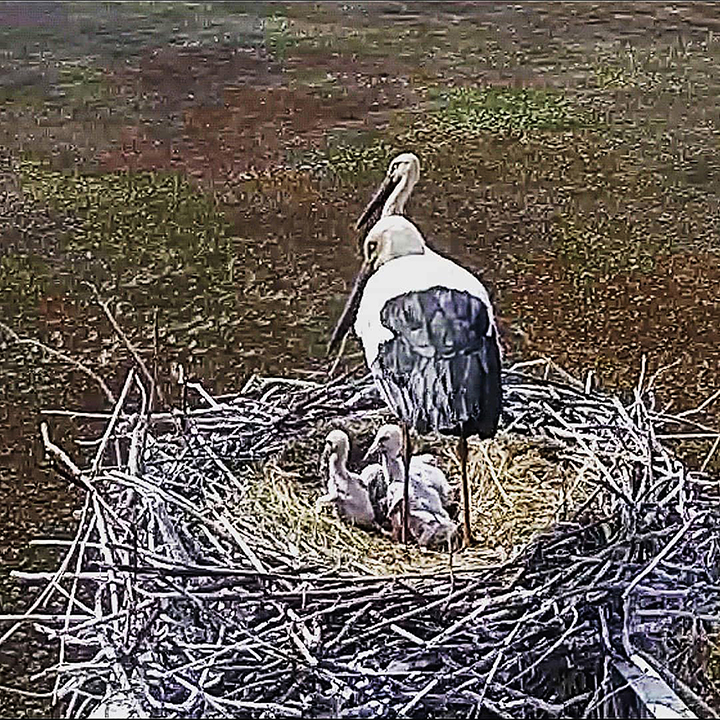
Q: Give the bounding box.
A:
[8,359,720,718]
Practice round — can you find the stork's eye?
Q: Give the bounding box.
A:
[367,241,378,255]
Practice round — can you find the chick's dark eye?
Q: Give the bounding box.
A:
[367,241,378,254]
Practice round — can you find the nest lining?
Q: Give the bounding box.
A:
[5,357,720,719]
[246,428,591,576]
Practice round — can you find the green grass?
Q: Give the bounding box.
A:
[0,254,50,310]
[306,85,592,182]
[57,64,109,103]
[552,215,668,295]
[19,161,231,270]
[12,161,238,342]
[429,86,589,135]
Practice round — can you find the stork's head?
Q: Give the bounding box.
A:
[362,215,425,271]
[364,423,403,461]
[327,215,425,357]
[323,428,351,463]
[356,152,421,230]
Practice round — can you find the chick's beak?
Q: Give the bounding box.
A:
[363,437,382,462]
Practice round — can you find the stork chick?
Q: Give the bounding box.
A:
[316,429,375,528]
[365,424,452,510]
[365,424,457,548]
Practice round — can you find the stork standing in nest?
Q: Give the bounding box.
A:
[328,153,502,545]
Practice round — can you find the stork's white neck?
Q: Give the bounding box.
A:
[383,175,413,217]
[329,453,350,483]
[382,453,404,484]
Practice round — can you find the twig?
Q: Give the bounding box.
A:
[40,422,91,491]
[0,320,115,404]
[84,281,167,408]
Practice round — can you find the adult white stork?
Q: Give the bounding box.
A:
[328,154,502,545]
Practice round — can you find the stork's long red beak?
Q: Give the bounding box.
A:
[356,174,399,231]
[327,259,373,356]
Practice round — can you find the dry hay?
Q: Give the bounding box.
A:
[242,429,586,576]
[3,358,720,718]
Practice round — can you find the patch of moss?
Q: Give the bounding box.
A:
[322,140,400,183]
[0,253,50,310]
[57,64,108,103]
[19,160,231,270]
[263,13,297,61]
[0,82,48,108]
[16,159,240,344]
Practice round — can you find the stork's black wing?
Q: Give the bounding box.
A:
[373,287,501,438]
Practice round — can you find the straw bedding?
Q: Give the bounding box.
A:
[5,358,720,718]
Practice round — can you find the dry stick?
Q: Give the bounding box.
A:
[476,621,526,708]
[186,381,221,408]
[40,422,91,492]
[45,599,156,640]
[700,435,720,473]
[645,358,682,395]
[480,441,511,506]
[0,683,54,699]
[128,374,147,477]
[217,514,267,575]
[0,494,93,648]
[186,422,244,490]
[52,507,95,706]
[543,401,634,506]
[621,513,706,658]
[509,606,580,686]
[623,513,706,600]
[328,333,349,380]
[157,576,295,665]
[90,368,136,479]
[92,495,120,619]
[0,320,115,404]
[399,677,440,717]
[0,613,89,623]
[84,281,167,409]
[41,410,114,419]
[676,387,720,419]
[326,601,373,649]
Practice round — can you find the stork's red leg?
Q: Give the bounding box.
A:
[401,423,412,544]
[458,436,475,546]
